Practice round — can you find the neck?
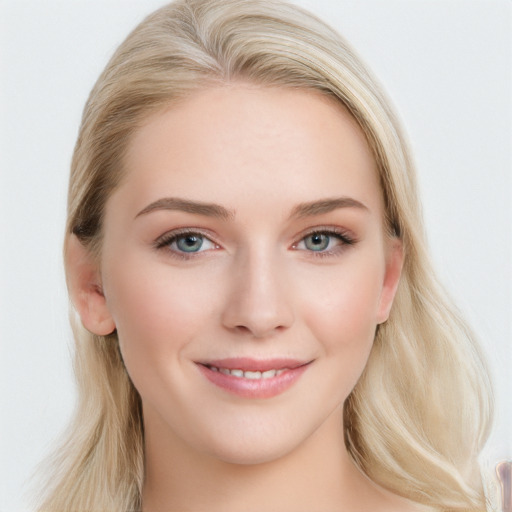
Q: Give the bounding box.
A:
[141,405,394,512]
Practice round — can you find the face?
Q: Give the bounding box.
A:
[94,85,402,464]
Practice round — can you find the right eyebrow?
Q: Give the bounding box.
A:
[135,197,234,220]
[290,197,369,219]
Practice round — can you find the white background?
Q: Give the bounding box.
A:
[1,1,510,510]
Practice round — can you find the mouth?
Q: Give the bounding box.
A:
[205,366,288,379]
[196,357,312,399]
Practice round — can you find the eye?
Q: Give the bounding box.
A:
[293,229,356,255]
[303,233,333,251]
[155,230,218,256]
[174,233,207,253]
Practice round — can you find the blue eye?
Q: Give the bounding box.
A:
[175,234,204,253]
[303,233,331,251]
[156,231,217,256]
[294,229,355,254]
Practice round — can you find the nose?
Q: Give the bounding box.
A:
[221,249,295,338]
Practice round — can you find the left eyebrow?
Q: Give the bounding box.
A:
[290,197,369,219]
[134,197,234,220]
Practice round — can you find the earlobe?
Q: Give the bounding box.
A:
[65,234,116,336]
[376,238,404,324]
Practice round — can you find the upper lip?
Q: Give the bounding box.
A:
[197,357,311,372]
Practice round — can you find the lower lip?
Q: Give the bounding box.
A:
[197,364,309,399]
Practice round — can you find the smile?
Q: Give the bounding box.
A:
[196,358,311,399]
[207,366,288,379]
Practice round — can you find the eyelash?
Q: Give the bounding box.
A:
[154,228,220,260]
[292,227,357,258]
[154,227,357,260]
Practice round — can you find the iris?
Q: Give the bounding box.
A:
[176,234,204,252]
[304,233,331,251]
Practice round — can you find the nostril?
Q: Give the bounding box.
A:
[230,322,287,338]
[233,324,251,334]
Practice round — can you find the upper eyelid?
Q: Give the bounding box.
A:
[155,227,218,245]
[292,225,356,242]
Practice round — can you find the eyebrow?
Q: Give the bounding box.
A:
[135,197,234,220]
[135,196,368,221]
[290,197,369,218]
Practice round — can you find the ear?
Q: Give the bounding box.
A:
[376,237,404,324]
[65,234,116,336]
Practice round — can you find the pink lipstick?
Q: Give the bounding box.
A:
[196,357,311,399]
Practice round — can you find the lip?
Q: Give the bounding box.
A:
[196,357,312,399]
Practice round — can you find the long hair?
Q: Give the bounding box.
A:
[37,1,493,510]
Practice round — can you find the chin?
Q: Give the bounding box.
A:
[207,442,295,466]
[196,421,314,467]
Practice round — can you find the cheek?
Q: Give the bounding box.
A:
[102,256,219,381]
[299,254,384,355]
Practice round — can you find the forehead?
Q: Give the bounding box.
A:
[117,84,383,218]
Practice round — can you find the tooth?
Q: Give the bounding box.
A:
[213,366,289,378]
[244,370,262,379]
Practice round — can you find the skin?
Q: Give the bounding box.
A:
[67,84,426,511]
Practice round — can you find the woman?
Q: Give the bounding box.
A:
[37,0,493,510]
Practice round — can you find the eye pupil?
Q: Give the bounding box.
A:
[305,233,330,251]
[177,235,203,252]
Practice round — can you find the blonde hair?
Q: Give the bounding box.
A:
[38,0,493,510]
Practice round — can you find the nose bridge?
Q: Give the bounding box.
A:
[221,243,294,337]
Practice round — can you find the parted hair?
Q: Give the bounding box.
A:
[37,1,493,510]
